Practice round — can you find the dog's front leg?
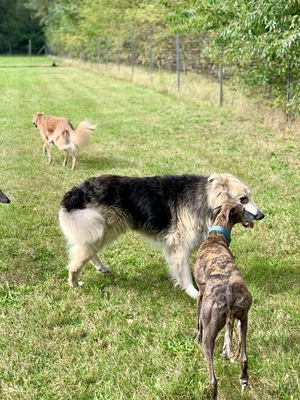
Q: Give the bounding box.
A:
[164,245,198,299]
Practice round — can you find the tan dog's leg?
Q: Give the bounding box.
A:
[63,149,68,167]
[71,150,76,170]
[43,142,52,164]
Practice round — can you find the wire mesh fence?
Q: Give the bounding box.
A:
[0,29,297,113]
[60,30,229,106]
[62,29,296,112]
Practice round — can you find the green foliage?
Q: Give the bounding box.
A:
[162,0,300,112]
[0,0,44,53]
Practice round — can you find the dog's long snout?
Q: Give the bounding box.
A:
[244,202,264,221]
[255,210,264,220]
[243,209,264,228]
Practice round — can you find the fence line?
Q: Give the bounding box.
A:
[0,34,295,111]
[68,30,296,111]
[72,31,226,106]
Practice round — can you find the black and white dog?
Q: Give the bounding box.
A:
[59,173,264,298]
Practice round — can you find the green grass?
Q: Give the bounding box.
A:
[0,55,299,400]
[0,55,59,68]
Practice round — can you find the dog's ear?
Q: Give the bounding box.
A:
[208,173,224,186]
[211,206,222,222]
[228,203,244,222]
[229,205,238,221]
[207,173,227,198]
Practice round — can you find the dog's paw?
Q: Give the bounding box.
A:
[240,378,248,389]
[185,286,199,299]
[78,281,85,287]
[99,267,111,274]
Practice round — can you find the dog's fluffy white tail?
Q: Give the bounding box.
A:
[70,121,96,148]
[59,207,104,246]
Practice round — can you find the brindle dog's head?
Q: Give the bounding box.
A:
[32,112,44,127]
[211,202,255,233]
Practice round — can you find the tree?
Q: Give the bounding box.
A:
[161,0,300,110]
[0,0,45,53]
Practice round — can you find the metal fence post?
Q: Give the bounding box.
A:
[286,65,292,121]
[97,37,100,71]
[118,32,121,73]
[149,28,153,83]
[176,32,180,92]
[28,39,32,66]
[131,31,135,81]
[219,51,223,107]
[105,36,108,71]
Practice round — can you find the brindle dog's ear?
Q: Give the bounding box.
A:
[229,205,238,221]
[229,203,244,223]
[211,206,222,223]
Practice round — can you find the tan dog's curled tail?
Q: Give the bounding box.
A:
[70,121,96,148]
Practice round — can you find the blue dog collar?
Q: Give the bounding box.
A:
[208,226,231,245]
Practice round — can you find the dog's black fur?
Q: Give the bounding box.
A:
[61,174,208,232]
[0,189,10,203]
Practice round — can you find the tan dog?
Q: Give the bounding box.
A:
[32,112,96,170]
[194,202,253,399]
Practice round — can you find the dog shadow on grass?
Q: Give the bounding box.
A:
[86,261,173,296]
[243,254,299,295]
[78,154,137,172]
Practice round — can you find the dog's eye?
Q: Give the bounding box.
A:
[240,196,248,205]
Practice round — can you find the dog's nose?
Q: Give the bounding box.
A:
[255,211,264,220]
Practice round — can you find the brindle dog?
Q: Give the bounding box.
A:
[194,202,253,400]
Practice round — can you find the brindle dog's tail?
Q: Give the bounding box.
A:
[222,306,236,362]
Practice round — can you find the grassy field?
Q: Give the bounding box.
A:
[0,56,299,400]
